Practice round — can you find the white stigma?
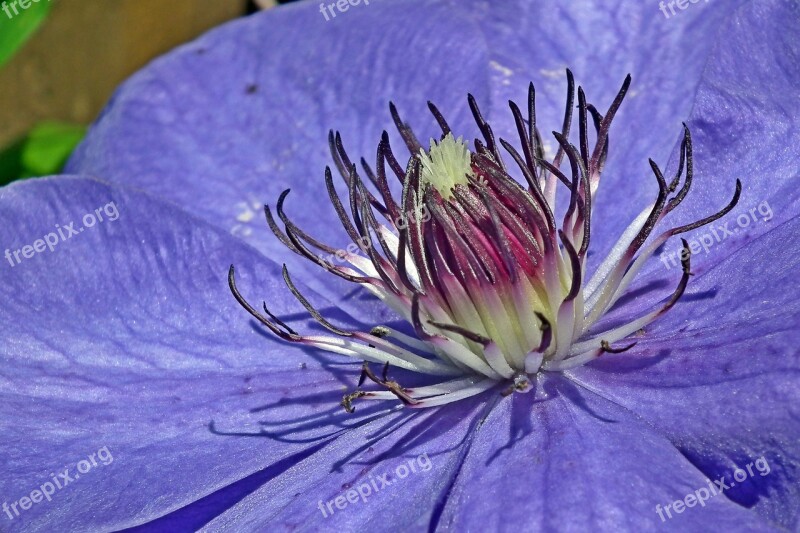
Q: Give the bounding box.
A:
[418,133,473,199]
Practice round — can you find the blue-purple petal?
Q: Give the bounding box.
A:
[572,214,800,528]
[436,376,776,531]
[0,176,389,530]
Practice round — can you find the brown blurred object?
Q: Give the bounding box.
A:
[0,0,258,146]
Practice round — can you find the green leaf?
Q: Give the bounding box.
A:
[0,0,53,68]
[20,122,86,175]
[0,121,86,186]
[0,137,25,186]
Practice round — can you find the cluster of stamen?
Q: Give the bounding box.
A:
[229,71,740,410]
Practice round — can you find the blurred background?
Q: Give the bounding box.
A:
[0,0,299,186]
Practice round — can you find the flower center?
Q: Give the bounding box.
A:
[229,70,740,410]
[418,133,473,199]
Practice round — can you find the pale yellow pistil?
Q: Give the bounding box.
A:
[418,133,474,199]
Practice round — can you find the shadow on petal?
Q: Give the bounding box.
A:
[675,444,780,510]
[119,440,332,532]
[587,348,671,374]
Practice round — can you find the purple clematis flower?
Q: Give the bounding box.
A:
[1,0,798,531]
